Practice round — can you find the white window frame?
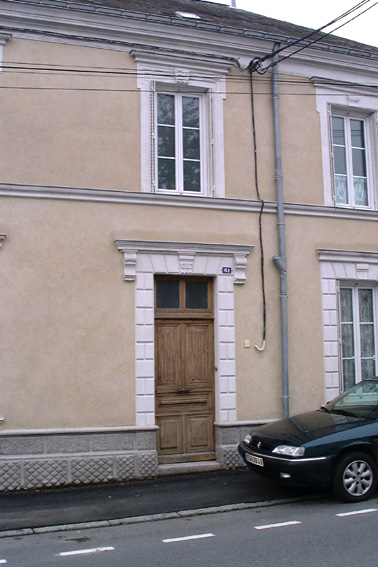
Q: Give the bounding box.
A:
[318,249,378,401]
[133,50,233,198]
[314,82,378,210]
[339,284,377,390]
[155,88,207,195]
[330,111,373,208]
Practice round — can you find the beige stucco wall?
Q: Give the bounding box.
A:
[0,39,140,190]
[224,68,323,205]
[2,190,376,431]
[2,39,323,205]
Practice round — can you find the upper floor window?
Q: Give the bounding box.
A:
[331,115,369,207]
[157,92,204,193]
[133,50,233,198]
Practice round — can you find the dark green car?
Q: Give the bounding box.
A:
[238,379,378,502]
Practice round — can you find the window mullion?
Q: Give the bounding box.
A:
[353,286,362,382]
[345,117,354,206]
[176,94,183,193]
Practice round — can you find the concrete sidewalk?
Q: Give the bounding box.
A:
[0,469,324,536]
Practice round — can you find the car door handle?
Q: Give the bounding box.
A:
[177,388,192,394]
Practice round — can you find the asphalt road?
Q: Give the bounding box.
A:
[1,498,377,567]
[0,469,324,532]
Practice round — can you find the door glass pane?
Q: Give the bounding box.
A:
[185,281,208,310]
[156,280,179,309]
[183,161,201,192]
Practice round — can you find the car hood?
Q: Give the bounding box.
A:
[252,410,364,446]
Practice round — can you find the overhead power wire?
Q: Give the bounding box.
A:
[250,0,378,73]
[261,0,378,73]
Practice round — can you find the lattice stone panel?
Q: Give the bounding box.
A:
[71,457,114,485]
[24,459,68,489]
[0,461,21,491]
[221,446,245,470]
[116,455,136,481]
[138,452,158,479]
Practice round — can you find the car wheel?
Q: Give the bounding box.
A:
[332,452,378,503]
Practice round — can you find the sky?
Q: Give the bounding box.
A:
[204,0,378,47]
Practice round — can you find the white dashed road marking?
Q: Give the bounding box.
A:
[163,533,215,543]
[0,560,7,564]
[57,547,114,557]
[336,508,378,517]
[254,521,302,530]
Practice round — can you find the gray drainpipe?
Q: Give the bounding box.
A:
[271,44,290,418]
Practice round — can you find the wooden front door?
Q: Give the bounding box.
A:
[155,278,215,464]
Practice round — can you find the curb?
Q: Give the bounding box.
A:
[0,494,326,539]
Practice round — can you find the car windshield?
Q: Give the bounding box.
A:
[325,380,378,420]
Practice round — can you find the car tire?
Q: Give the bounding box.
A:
[332,452,378,503]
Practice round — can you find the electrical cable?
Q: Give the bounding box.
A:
[249,66,266,352]
[251,0,378,73]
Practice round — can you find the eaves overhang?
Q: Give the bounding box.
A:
[1,0,377,73]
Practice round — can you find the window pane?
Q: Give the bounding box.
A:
[183,161,201,192]
[360,325,375,358]
[352,148,366,177]
[361,359,375,380]
[340,288,353,322]
[182,97,199,128]
[350,119,364,148]
[335,175,348,204]
[158,158,176,190]
[334,146,347,174]
[354,177,368,206]
[332,117,345,145]
[157,94,175,125]
[183,129,200,159]
[359,289,373,322]
[156,280,179,309]
[341,324,355,358]
[343,359,355,390]
[185,281,208,309]
[158,125,175,157]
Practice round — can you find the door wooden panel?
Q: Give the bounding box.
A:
[155,318,214,464]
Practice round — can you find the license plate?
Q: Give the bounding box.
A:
[246,453,264,467]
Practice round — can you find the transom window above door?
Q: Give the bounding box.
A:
[155,277,213,316]
[157,93,203,193]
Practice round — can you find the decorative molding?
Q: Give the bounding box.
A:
[115,240,253,285]
[2,184,378,221]
[317,249,378,264]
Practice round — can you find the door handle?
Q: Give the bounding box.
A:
[177,388,192,394]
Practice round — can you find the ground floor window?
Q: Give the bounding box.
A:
[340,286,377,390]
